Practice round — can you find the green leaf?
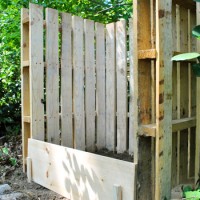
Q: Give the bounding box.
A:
[2,147,9,155]
[9,157,17,166]
[192,25,200,39]
[182,185,193,198]
[194,0,200,2]
[171,52,200,61]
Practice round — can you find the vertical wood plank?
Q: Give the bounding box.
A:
[84,19,95,152]
[46,8,59,144]
[176,4,181,184]
[155,0,172,199]
[116,20,127,153]
[21,8,30,172]
[30,3,44,141]
[195,2,200,184]
[61,13,73,147]
[106,23,116,151]
[128,18,138,156]
[187,9,192,179]
[72,16,85,150]
[135,1,152,199]
[179,6,189,183]
[96,22,106,149]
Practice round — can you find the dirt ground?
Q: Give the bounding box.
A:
[0,136,69,200]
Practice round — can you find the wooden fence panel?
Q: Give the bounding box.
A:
[96,22,106,149]
[46,8,60,144]
[30,4,44,141]
[106,23,116,151]
[84,19,96,152]
[116,20,127,153]
[61,13,73,148]
[72,16,85,150]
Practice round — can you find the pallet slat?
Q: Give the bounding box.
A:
[46,8,59,144]
[84,19,96,152]
[96,22,106,149]
[116,20,127,153]
[61,13,73,147]
[106,23,116,151]
[72,16,85,150]
[30,4,44,141]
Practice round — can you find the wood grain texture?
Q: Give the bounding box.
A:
[21,7,30,172]
[116,20,127,153]
[96,22,106,149]
[29,3,44,141]
[128,18,138,156]
[84,19,95,152]
[155,0,172,199]
[46,8,60,144]
[61,13,73,148]
[28,139,137,200]
[106,23,116,151]
[72,16,85,150]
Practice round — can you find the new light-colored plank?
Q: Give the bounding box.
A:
[128,18,138,156]
[155,0,172,199]
[29,3,44,141]
[84,19,95,152]
[96,22,106,149]
[61,13,73,148]
[28,139,136,200]
[46,8,59,144]
[116,20,127,153]
[21,7,30,172]
[72,16,85,150]
[195,2,200,184]
[106,23,116,151]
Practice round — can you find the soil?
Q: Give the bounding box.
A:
[0,136,69,200]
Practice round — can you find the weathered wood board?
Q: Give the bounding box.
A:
[96,22,106,149]
[46,8,60,144]
[61,13,73,148]
[28,139,136,200]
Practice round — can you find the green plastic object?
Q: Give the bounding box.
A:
[192,63,200,77]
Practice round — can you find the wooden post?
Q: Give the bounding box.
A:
[195,2,200,184]
[27,157,32,183]
[155,0,172,199]
[113,185,122,200]
[21,8,30,172]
